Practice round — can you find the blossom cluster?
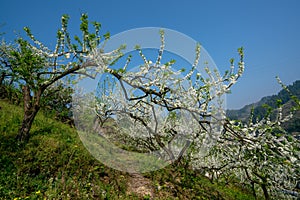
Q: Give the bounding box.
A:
[91,30,245,162]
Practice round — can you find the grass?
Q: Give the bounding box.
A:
[0,100,256,199]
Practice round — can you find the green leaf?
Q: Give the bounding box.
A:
[103,32,110,40]
[23,27,31,35]
[74,35,82,46]
[92,21,101,30]
[134,45,141,50]
[61,14,70,25]
[80,13,89,33]
[238,47,244,61]
[169,59,176,65]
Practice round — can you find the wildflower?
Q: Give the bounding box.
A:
[36,190,41,195]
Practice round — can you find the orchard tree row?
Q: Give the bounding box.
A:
[0,14,299,199]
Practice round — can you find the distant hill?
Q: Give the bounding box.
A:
[227,80,300,134]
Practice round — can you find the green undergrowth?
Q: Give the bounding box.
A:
[144,165,256,200]
[0,100,255,199]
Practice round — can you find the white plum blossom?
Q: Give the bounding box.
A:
[88,30,245,164]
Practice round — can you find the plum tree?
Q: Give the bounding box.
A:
[0,14,122,141]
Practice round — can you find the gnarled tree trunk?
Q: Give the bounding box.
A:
[16,85,41,141]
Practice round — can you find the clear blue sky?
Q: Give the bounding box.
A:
[1,0,300,109]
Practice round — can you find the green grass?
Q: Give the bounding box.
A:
[0,100,130,199]
[0,100,256,199]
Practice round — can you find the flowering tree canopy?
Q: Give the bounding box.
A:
[0,14,122,141]
[83,30,245,164]
[195,79,300,200]
[81,30,299,199]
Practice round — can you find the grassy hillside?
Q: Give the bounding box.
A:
[0,100,255,200]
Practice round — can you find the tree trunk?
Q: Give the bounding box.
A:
[0,72,6,98]
[16,85,41,142]
[17,106,39,141]
[261,183,270,200]
[251,182,257,200]
[0,72,5,86]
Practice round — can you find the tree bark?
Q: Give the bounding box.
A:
[0,72,5,86]
[0,72,5,98]
[16,85,41,141]
[261,183,270,200]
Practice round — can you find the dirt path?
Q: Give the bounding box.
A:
[127,173,155,199]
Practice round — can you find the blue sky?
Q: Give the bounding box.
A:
[1,0,300,109]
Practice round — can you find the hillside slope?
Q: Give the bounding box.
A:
[227,80,300,134]
[0,100,255,200]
